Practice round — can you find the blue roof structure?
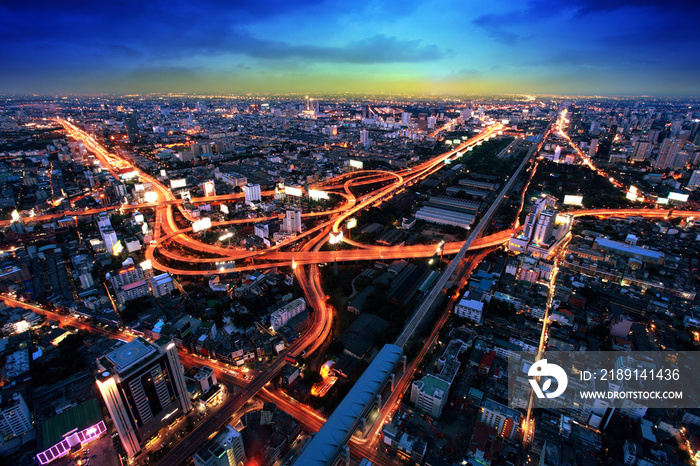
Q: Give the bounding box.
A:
[293,344,403,466]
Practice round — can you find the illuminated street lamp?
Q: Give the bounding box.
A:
[436,240,445,261]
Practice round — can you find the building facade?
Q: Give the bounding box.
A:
[96,338,191,458]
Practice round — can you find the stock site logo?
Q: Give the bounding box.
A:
[528,359,568,399]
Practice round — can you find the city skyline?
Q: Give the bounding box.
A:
[2,0,700,96]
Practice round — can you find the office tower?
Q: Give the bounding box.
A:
[283,209,302,233]
[360,129,369,146]
[0,393,32,440]
[96,338,191,458]
[193,425,246,466]
[401,112,411,125]
[532,209,556,245]
[243,183,261,204]
[588,138,598,158]
[671,150,690,170]
[654,138,683,170]
[124,114,139,143]
[554,146,562,162]
[427,116,437,129]
[418,113,429,131]
[688,170,700,189]
[631,141,652,161]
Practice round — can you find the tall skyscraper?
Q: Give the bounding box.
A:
[532,209,556,245]
[124,114,139,143]
[588,138,598,158]
[283,209,302,233]
[631,141,652,161]
[688,170,700,189]
[360,129,369,146]
[193,425,246,466]
[96,338,191,458]
[0,393,32,440]
[243,183,261,204]
[654,138,683,170]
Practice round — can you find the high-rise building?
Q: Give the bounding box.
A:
[243,183,261,204]
[193,425,246,466]
[654,138,683,170]
[108,264,144,289]
[149,273,174,298]
[631,141,652,161]
[401,112,411,125]
[532,209,556,245]
[254,223,270,239]
[283,209,302,233]
[194,366,217,394]
[688,170,700,189]
[588,138,598,158]
[0,393,32,440]
[96,338,191,458]
[202,181,216,197]
[480,399,521,440]
[270,297,306,331]
[360,129,369,146]
[124,114,139,143]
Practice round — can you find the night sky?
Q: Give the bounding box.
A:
[2,0,699,96]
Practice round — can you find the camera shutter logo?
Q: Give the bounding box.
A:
[528,359,568,399]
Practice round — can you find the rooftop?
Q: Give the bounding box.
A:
[104,338,157,374]
[293,344,402,466]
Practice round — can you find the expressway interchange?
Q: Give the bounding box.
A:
[50,119,700,465]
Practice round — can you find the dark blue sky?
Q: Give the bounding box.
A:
[1,0,699,95]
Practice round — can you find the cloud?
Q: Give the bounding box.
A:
[237,34,442,64]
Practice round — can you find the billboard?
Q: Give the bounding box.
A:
[144,191,158,203]
[192,218,212,232]
[202,181,216,197]
[563,195,583,206]
[669,192,689,202]
[346,218,357,229]
[285,186,303,197]
[111,240,123,256]
[170,178,187,189]
[329,231,343,245]
[349,160,364,169]
[120,170,139,180]
[308,189,329,200]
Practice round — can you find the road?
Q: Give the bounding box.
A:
[394,122,549,348]
[36,117,700,465]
